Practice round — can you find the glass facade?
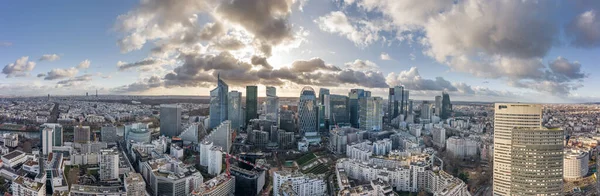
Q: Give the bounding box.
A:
[228,91,242,131]
[209,75,229,129]
[245,86,258,126]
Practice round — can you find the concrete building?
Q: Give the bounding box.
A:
[69,184,126,196]
[329,127,363,155]
[210,74,229,129]
[278,130,295,149]
[42,123,63,146]
[273,171,326,196]
[564,149,589,181]
[170,144,184,160]
[346,141,373,162]
[2,150,26,168]
[204,120,231,152]
[12,176,45,196]
[228,91,243,131]
[124,172,146,196]
[359,97,383,131]
[141,157,203,196]
[200,141,213,167]
[432,126,446,149]
[434,95,442,116]
[74,126,91,143]
[299,87,319,144]
[160,104,182,137]
[446,136,478,158]
[3,133,19,148]
[373,139,392,156]
[99,149,120,180]
[510,127,563,195]
[42,127,53,155]
[101,125,118,143]
[230,166,265,196]
[192,173,235,196]
[421,102,432,121]
[208,146,223,176]
[493,103,543,196]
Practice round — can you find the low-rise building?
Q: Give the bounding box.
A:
[12,176,45,196]
[2,150,26,168]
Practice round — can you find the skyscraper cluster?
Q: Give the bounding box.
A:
[387,86,409,122]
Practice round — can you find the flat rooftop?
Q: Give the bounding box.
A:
[2,150,24,160]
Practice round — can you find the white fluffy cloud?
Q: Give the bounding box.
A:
[77,60,91,69]
[39,54,61,62]
[345,59,379,71]
[380,52,392,60]
[2,56,36,78]
[567,9,600,48]
[44,67,78,80]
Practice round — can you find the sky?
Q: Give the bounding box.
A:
[1,0,600,103]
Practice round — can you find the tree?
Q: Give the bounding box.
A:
[458,172,469,183]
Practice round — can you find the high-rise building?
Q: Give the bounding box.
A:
[124,172,146,196]
[329,95,349,126]
[348,89,366,128]
[199,140,213,167]
[564,149,589,181]
[278,130,295,149]
[208,146,223,175]
[228,91,243,131]
[434,95,442,116]
[43,123,63,146]
[299,87,318,144]
[204,121,232,152]
[317,88,330,132]
[245,86,258,126]
[101,125,118,143]
[279,110,296,133]
[493,103,543,196]
[42,127,53,155]
[510,127,563,195]
[266,86,279,123]
[432,126,446,148]
[230,166,266,196]
[210,74,229,129]
[160,104,182,137]
[358,97,383,131]
[388,86,404,121]
[440,92,452,119]
[402,90,409,116]
[74,126,91,143]
[99,149,120,180]
[420,101,432,121]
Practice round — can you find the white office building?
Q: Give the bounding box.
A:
[373,139,392,156]
[564,149,589,181]
[273,171,326,196]
[42,127,53,155]
[432,126,446,148]
[199,141,213,167]
[12,176,45,196]
[446,136,478,158]
[99,149,119,180]
[208,146,223,176]
[346,141,373,162]
[141,157,203,196]
[204,121,231,153]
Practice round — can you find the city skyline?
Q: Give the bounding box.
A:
[1,1,600,103]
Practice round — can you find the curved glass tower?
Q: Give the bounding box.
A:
[299,87,318,144]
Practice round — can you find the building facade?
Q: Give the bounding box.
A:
[298,87,318,144]
[359,97,383,131]
[74,126,91,143]
[266,86,279,124]
[210,75,229,129]
[564,149,588,181]
[99,149,120,180]
[160,104,182,137]
[245,86,258,126]
[228,91,243,131]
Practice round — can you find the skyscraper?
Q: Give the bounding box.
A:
[101,125,118,143]
[299,87,318,144]
[434,95,442,116]
[349,89,366,128]
[209,74,229,129]
[266,86,279,123]
[440,92,452,119]
[493,103,544,195]
[402,89,409,116]
[330,95,350,126]
[359,97,383,131]
[510,127,563,195]
[228,91,243,131]
[42,123,63,146]
[42,127,53,155]
[388,86,404,121]
[245,86,258,126]
[160,104,182,137]
[318,88,330,132]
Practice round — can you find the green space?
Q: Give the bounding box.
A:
[296,153,317,166]
[304,164,328,174]
[284,161,294,167]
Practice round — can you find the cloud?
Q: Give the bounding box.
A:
[0,42,12,47]
[37,73,46,78]
[2,56,36,78]
[567,10,600,48]
[386,67,456,91]
[39,54,61,62]
[547,56,586,82]
[56,74,93,87]
[44,67,78,80]
[289,58,341,72]
[117,59,157,71]
[113,76,164,93]
[210,37,246,51]
[77,60,91,69]
[250,56,272,70]
[380,52,392,60]
[345,59,379,71]
[315,11,383,47]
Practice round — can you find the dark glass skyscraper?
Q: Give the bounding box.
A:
[209,74,228,129]
[245,86,258,126]
[441,92,452,119]
[348,89,366,128]
[318,88,330,132]
[330,95,350,127]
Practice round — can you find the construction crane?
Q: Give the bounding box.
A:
[218,149,269,177]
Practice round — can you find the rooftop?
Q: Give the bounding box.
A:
[2,150,24,160]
